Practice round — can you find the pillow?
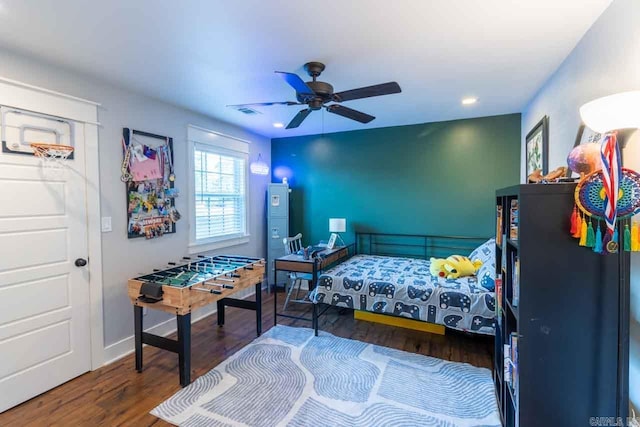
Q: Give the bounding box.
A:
[469,238,496,266]
[478,268,496,291]
[469,238,496,291]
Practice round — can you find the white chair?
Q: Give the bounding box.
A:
[282,233,314,310]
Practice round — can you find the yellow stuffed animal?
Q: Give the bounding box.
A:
[429,258,449,278]
[430,255,482,279]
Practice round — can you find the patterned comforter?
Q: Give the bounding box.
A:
[311,254,496,335]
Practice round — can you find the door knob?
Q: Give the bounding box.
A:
[75,258,88,267]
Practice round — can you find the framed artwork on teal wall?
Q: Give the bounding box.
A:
[525,115,549,177]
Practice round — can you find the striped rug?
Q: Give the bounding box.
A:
[151,325,500,426]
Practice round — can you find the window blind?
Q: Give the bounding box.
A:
[193,146,246,241]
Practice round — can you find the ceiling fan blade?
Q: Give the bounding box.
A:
[286,109,312,129]
[326,104,375,124]
[226,101,301,108]
[275,71,315,97]
[333,82,401,103]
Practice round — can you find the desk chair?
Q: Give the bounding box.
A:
[282,233,314,310]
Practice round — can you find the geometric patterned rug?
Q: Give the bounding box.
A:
[151,325,500,426]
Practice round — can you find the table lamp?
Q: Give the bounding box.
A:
[580,90,640,420]
[329,218,346,247]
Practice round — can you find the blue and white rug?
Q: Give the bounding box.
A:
[151,325,500,427]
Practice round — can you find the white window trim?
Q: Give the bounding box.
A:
[187,125,251,254]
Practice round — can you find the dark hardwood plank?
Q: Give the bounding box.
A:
[0,291,492,426]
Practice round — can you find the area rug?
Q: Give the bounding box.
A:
[151,325,500,427]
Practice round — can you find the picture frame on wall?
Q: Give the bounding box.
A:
[525,116,549,177]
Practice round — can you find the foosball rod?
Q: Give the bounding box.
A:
[204,281,234,289]
[215,255,262,263]
[190,256,225,269]
[194,259,243,277]
[186,263,228,276]
[203,255,253,266]
[191,286,222,295]
[171,263,230,283]
[165,262,236,287]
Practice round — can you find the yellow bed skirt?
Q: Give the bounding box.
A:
[353,310,446,335]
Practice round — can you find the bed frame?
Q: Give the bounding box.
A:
[312,231,490,335]
[355,232,488,260]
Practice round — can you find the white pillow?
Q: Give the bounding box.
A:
[469,238,496,268]
[470,239,496,291]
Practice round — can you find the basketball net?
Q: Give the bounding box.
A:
[30,143,74,175]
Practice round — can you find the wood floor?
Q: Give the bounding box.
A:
[0,290,493,426]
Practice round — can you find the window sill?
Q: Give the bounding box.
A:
[188,235,251,254]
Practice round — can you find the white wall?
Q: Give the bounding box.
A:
[521,0,640,413]
[0,47,271,359]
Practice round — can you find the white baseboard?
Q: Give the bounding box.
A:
[102,287,259,367]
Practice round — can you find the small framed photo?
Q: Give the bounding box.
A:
[327,233,337,250]
[526,116,549,177]
[565,125,636,177]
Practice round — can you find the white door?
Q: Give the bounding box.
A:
[0,110,91,412]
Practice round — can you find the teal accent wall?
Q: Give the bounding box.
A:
[271,113,521,245]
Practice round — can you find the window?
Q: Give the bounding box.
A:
[188,126,249,252]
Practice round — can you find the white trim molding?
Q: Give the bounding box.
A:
[0,75,101,125]
[84,121,105,369]
[187,125,251,252]
[187,124,250,153]
[0,75,100,106]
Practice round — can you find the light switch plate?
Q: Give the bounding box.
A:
[101,216,112,233]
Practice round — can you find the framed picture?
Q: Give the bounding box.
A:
[525,116,549,177]
[565,124,636,177]
[327,233,337,250]
[574,123,604,146]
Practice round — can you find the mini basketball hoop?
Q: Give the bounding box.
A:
[30,142,74,170]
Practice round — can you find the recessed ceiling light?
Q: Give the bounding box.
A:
[273,122,284,128]
[462,97,478,105]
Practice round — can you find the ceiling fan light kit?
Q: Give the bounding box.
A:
[228,62,401,129]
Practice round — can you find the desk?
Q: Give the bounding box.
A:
[273,246,351,335]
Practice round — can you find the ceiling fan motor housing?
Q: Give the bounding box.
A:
[299,80,334,107]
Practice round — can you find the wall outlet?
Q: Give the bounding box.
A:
[143,307,148,316]
[101,216,112,233]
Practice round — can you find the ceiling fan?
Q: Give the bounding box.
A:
[227,62,401,129]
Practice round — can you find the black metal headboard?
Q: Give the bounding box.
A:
[355,232,490,259]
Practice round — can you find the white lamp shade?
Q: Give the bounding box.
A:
[579,90,640,133]
[329,218,346,233]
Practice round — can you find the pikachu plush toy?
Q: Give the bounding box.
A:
[429,255,482,279]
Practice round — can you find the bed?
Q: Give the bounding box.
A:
[310,233,496,335]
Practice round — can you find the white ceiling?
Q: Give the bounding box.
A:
[0,0,612,138]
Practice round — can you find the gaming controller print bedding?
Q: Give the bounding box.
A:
[311,255,496,335]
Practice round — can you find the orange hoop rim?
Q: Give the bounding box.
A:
[30,142,74,157]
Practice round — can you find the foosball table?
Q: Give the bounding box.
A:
[128,255,265,386]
